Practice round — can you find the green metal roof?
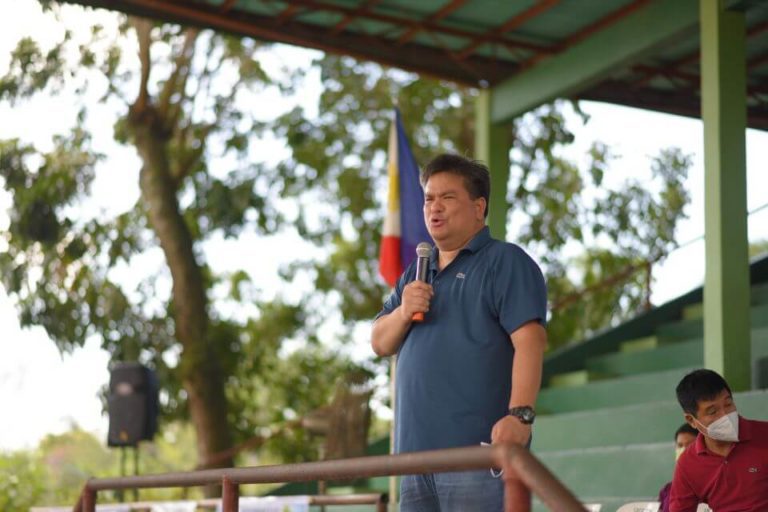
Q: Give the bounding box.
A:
[59,0,768,128]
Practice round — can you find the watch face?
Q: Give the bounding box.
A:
[511,406,535,424]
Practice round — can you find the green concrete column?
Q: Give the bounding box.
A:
[475,89,511,240]
[700,0,750,390]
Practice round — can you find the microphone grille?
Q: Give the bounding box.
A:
[416,242,432,258]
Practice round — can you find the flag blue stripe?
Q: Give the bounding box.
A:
[396,109,432,268]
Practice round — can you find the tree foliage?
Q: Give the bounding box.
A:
[0,4,366,478]
[750,239,768,259]
[274,55,692,348]
[0,423,205,507]
[0,450,47,511]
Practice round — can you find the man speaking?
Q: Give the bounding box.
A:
[371,153,548,511]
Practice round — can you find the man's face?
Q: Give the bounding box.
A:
[423,172,486,251]
[675,432,696,451]
[685,388,736,430]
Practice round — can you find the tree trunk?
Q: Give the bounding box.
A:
[129,106,234,488]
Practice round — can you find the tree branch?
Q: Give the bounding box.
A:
[131,17,152,112]
[158,27,199,127]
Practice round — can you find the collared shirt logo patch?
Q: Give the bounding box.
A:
[748,467,759,473]
[456,272,466,279]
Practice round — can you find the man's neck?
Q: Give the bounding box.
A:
[436,225,485,270]
[704,436,735,457]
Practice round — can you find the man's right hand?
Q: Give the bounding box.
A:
[399,281,434,321]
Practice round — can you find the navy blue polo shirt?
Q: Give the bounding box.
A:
[377,227,547,453]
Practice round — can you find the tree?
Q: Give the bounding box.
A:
[0,3,363,482]
[0,423,207,508]
[750,239,768,259]
[0,450,47,511]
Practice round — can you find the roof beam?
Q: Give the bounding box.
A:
[456,0,559,60]
[397,0,468,45]
[329,0,383,36]
[490,0,699,123]
[61,0,517,85]
[579,81,768,131]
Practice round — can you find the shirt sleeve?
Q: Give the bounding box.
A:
[375,262,415,321]
[658,482,672,512]
[668,462,699,512]
[492,244,548,335]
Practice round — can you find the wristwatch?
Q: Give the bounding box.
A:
[509,406,536,425]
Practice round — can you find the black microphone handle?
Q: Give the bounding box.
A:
[414,255,429,282]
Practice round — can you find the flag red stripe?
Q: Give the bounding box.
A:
[379,235,402,287]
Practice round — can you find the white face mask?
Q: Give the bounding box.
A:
[696,411,739,442]
[675,446,686,461]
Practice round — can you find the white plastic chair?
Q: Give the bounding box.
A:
[615,502,660,512]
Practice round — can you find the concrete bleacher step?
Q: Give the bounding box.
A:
[752,281,768,306]
[656,302,768,343]
[752,302,768,329]
[586,338,702,377]
[533,388,768,452]
[534,401,682,453]
[752,326,768,359]
[548,369,612,388]
[619,335,660,353]
[682,302,703,321]
[538,367,695,414]
[656,317,703,342]
[584,324,768,382]
[537,442,672,500]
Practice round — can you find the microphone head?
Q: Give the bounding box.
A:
[416,242,432,258]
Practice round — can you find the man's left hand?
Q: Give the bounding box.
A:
[491,415,532,446]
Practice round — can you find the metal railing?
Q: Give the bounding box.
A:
[74,444,584,512]
[39,494,385,512]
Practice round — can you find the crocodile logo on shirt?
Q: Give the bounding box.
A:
[456,272,466,279]
[748,467,759,473]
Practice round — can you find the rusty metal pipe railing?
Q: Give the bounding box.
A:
[77,444,584,512]
[310,494,387,512]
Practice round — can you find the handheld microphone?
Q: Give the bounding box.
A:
[412,242,432,322]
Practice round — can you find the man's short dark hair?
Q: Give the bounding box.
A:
[675,422,698,440]
[421,153,491,218]
[675,369,732,417]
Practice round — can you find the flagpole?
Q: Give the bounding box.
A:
[389,354,398,511]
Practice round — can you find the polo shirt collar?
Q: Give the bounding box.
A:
[738,415,752,442]
[465,226,493,253]
[694,431,707,455]
[429,226,493,268]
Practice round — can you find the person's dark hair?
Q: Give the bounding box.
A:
[674,422,698,440]
[675,369,732,417]
[421,153,490,218]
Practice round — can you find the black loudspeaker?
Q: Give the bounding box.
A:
[107,362,159,447]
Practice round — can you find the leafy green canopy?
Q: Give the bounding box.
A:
[0,423,203,508]
[0,6,367,470]
[274,55,692,347]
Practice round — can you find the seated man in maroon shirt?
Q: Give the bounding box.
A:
[669,369,768,512]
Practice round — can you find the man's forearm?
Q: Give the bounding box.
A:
[371,308,411,356]
[509,323,546,408]
[510,347,543,407]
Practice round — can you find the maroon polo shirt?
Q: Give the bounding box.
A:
[669,416,768,512]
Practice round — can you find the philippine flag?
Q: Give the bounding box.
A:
[379,109,432,287]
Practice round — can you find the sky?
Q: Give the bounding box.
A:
[1,0,768,452]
